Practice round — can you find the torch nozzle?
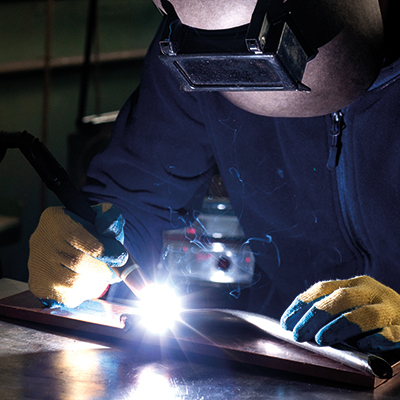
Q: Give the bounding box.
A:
[112,256,154,299]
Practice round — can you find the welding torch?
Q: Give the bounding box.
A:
[0,130,153,299]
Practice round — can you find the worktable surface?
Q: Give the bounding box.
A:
[1,278,400,399]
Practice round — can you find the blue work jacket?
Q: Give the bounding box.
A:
[83,30,400,319]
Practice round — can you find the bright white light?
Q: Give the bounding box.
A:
[138,284,181,334]
[210,270,233,283]
[129,367,176,400]
[212,233,223,238]
[211,242,225,252]
[217,203,226,210]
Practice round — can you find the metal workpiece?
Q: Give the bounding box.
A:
[1,282,400,398]
[1,317,400,400]
[121,308,392,379]
[211,309,393,379]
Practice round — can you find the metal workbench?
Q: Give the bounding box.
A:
[1,278,400,399]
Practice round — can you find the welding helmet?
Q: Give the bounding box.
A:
[154,0,385,117]
[159,0,317,92]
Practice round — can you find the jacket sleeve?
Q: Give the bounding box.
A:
[82,30,216,274]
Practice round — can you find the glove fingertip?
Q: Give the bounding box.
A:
[94,204,125,239]
[280,297,308,330]
[292,307,333,342]
[315,315,362,346]
[97,247,129,268]
[97,235,129,267]
[357,333,400,353]
[39,298,65,309]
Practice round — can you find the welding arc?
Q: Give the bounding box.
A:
[0,130,153,299]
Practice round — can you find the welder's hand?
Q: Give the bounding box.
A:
[28,203,128,308]
[280,276,400,353]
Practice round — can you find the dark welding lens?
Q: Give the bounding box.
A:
[158,3,317,92]
[173,56,283,89]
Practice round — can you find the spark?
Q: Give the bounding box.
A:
[243,234,281,268]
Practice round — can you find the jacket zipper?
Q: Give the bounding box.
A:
[327,110,368,272]
[326,111,344,171]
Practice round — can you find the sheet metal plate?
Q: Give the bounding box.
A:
[0,290,399,389]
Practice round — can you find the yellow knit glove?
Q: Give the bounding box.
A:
[280,276,400,353]
[28,203,128,308]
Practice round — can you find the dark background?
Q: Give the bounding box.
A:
[0,0,161,281]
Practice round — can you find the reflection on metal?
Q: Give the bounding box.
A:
[162,198,255,286]
[58,349,104,400]
[131,365,176,400]
[211,309,392,380]
[1,290,398,389]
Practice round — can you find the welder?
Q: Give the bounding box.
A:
[28,0,400,353]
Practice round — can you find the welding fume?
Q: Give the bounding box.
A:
[26,0,400,353]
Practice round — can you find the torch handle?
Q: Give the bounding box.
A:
[0,131,152,298]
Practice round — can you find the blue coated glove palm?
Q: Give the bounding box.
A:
[280,276,400,353]
[29,203,128,308]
